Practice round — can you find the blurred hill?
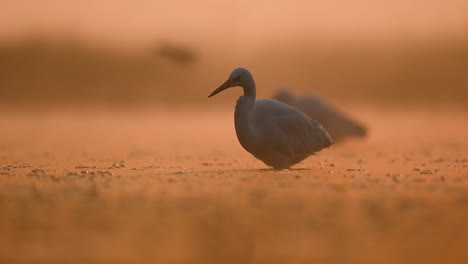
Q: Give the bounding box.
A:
[0,37,467,109]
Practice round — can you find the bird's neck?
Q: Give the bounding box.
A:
[234,96,257,151]
[240,74,256,100]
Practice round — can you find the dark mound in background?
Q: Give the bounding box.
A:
[1,37,467,108]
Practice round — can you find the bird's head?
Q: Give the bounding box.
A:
[208,67,252,98]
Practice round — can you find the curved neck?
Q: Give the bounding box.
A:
[234,96,257,151]
[240,73,256,100]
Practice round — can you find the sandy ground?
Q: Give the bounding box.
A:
[1,107,468,264]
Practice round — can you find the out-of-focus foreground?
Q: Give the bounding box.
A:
[1,109,468,263]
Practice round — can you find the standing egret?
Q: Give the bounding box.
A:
[273,89,367,142]
[208,68,333,169]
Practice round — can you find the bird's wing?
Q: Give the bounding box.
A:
[274,110,334,157]
[253,99,334,158]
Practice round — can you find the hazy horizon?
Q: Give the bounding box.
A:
[2,0,468,49]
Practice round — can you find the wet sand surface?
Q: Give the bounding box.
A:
[1,107,468,263]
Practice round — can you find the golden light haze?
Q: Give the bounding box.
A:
[2,2,468,263]
[1,0,468,49]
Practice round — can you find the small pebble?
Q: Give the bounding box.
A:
[420,170,433,175]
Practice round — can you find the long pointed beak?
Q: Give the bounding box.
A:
[208,78,234,98]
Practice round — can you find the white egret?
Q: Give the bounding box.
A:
[209,68,333,169]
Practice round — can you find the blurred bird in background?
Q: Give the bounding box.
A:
[273,88,367,143]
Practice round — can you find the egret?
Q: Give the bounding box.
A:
[208,68,334,169]
[273,89,367,142]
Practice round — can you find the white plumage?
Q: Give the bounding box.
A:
[209,68,333,169]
